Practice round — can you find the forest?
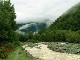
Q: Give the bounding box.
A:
[21,2,80,43]
[0,0,80,60]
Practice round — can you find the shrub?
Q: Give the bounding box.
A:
[0,43,15,59]
[66,31,80,43]
[0,47,8,59]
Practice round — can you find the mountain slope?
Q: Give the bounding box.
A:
[49,2,80,31]
[17,22,47,33]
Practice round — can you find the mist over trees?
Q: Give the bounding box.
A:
[24,2,80,43]
[0,0,80,44]
[39,3,80,43]
[50,3,80,31]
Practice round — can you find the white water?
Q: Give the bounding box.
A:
[22,43,80,60]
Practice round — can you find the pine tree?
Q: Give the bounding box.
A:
[0,0,17,42]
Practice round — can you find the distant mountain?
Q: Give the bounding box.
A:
[16,22,47,34]
[17,24,26,29]
[49,2,80,31]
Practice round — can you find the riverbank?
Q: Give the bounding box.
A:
[22,42,80,60]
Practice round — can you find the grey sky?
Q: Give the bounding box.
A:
[11,0,80,23]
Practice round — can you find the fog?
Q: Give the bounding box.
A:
[11,0,80,24]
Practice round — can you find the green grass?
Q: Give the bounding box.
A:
[45,42,80,55]
[6,46,30,60]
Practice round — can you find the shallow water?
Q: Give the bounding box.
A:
[22,43,80,60]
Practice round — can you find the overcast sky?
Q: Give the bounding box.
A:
[11,0,80,23]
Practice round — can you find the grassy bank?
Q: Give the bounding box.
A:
[6,46,30,60]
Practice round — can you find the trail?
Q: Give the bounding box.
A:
[22,43,80,60]
[13,48,19,60]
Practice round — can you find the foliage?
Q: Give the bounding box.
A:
[19,32,33,42]
[66,31,80,43]
[0,42,15,59]
[0,0,18,43]
[6,46,30,60]
[49,3,80,31]
[18,3,80,44]
[0,0,20,59]
[28,3,80,43]
[26,30,80,43]
[20,30,80,43]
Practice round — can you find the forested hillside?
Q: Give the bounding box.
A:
[26,2,80,43]
[17,22,47,33]
[49,3,80,31]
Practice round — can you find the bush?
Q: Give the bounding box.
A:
[0,47,8,59]
[19,32,33,42]
[19,34,29,42]
[0,43,15,59]
[66,31,80,43]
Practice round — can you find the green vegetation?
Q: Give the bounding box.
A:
[0,0,80,59]
[0,0,19,43]
[0,42,30,60]
[38,30,80,43]
[0,0,19,59]
[21,30,80,43]
[18,22,47,33]
[50,3,80,31]
[24,3,80,43]
[6,47,30,60]
[0,42,15,59]
[19,32,33,42]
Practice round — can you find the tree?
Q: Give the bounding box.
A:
[49,3,80,31]
[0,0,17,42]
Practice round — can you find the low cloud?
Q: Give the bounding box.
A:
[11,0,80,23]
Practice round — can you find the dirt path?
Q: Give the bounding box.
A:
[22,43,80,60]
[13,49,19,60]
